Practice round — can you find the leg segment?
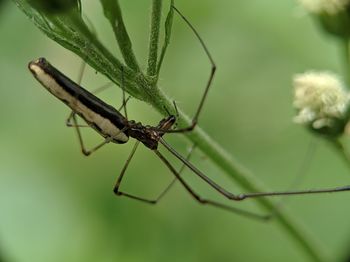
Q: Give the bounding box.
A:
[154,149,269,220]
[113,142,196,204]
[160,138,350,200]
[71,114,121,156]
[120,66,128,120]
[158,6,216,134]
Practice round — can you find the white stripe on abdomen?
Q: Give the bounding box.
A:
[30,64,129,143]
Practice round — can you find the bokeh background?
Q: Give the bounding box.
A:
[1,1,350,261]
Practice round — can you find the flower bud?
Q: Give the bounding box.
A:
[293,71,350,137]
[298,0,350,38]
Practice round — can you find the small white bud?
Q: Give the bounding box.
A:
[293,71,350,129]
[298,0,350,15]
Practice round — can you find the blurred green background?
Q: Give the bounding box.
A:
[1,1,350,261]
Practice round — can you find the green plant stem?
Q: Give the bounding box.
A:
[147,0,162,77]
[100,0,140,72]
[341,37,350,87]
[14,0,330,261]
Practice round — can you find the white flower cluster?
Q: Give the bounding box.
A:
[293,71,350,129]
[298,0,350,15]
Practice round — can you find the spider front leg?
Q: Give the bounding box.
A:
[157,6,216,134]
[160,138,350,202]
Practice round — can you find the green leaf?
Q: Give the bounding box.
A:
[99,0,140,72]
[27,0,81,14]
